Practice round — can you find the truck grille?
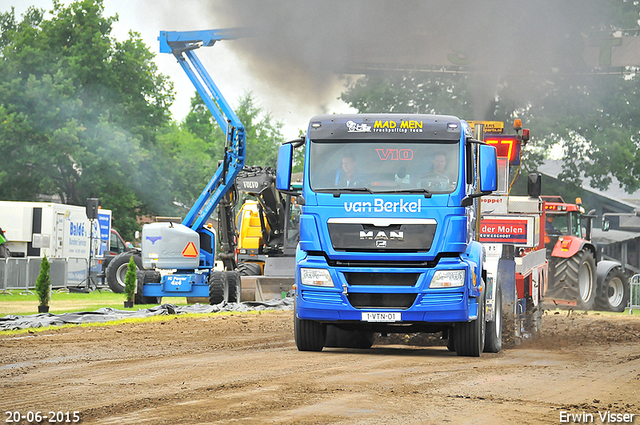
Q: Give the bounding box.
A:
[347,293,417,309]
[328,222,436,251]
[344,272,418,286]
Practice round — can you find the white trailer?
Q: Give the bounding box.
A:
[0,201,112,288]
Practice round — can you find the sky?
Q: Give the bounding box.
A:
[0,0,356,139]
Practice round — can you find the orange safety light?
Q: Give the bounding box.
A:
[513,119,522,131]
[575,197,582,205]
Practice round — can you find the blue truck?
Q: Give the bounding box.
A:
[277,114,500,356]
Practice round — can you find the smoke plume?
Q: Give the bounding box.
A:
[188,0,620,118]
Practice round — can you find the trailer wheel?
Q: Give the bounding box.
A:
[294,300,325,352]
[454,289,486,357]
[596,268,629,312]
[224,271,241,303]
[325,325,374,349]
[553,249,596,310]
[484,283,502,353]
[209,271,228,305]
[238,262,262,276]
[134,270,162,305]
[105,252,142,293]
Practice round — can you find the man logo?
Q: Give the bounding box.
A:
[359,230,404,240]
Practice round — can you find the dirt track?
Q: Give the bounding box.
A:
[1,310,639,425]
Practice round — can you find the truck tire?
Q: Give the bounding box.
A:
[454,290,486,357]
[209,271,228,305]
[596,268,630,312]
[553,249,596,310]
[134,270,162,305]
[484,283,502,353]
[325,325,374,349]
[224,271,241,303]
[238,262,262,276]
[294,300,325,352]
[105,252,142,293]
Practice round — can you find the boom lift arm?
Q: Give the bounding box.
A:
[133,30,248,303]
[159,30,246,233]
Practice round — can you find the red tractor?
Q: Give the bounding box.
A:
[542,196,628,311]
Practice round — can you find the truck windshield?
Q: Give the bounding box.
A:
[309,140,460,194]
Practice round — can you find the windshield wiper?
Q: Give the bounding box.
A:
[316,187,374,197]
[369,187,432,197]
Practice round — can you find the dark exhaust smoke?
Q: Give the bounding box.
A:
[191,0,618,117]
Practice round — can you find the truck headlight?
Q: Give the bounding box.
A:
[430,270,465,288]
[300,268,334,287]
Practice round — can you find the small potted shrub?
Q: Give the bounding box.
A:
[35,255,51,313]
[123,256,137,308]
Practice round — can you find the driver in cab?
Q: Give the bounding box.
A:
[419,152,453,190]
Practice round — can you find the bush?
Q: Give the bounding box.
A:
[35,255,51,306]
[124,256,137,302]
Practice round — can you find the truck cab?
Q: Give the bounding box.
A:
[277,114,498,356]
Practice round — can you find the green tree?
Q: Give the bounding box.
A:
[124,255,136,303]
[0,1,174,239]
[35,255,51,307]
[182,91,285,171]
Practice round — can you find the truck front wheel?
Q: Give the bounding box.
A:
[454,290,486,357]
[294,300,326,352]
[105,252,142,293]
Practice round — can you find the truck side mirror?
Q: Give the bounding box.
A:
[276,143,293,191]
[528,173,542,198]
[478,144,497,193]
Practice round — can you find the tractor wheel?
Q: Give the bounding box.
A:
[105,252,142,293]
[553,249,596,310]
[294,300,325,352]
[595,268,630,312]
[484,283,503,353]
[325,325,374,349]
[224,271,242,303]
[208,271,228,305]
[454,290,486,357]
[134,270,162,305]
[238,262,262,276]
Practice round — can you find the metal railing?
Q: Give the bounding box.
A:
[630,274,640,314]
[0,257,97,292]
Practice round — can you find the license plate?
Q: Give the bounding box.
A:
[361,312,402,322]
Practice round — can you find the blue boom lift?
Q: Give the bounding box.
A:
[136,30,246,303]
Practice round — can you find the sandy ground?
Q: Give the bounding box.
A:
[0,310,639,425]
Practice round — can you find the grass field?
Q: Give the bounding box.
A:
[0,289,188,316]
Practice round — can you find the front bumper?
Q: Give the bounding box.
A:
[295,254,479,324]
